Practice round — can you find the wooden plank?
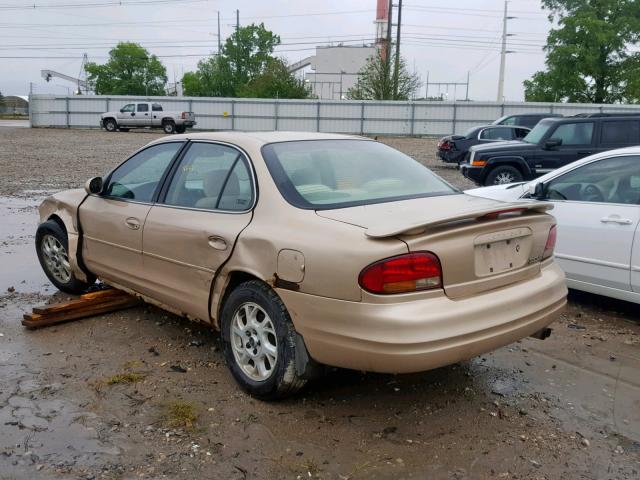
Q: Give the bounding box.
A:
[22,296,140,329]
[32,294,127,315]
[80,288,127,300]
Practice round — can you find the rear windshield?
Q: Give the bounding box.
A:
[262,140,458,210]
[523,118,555,144]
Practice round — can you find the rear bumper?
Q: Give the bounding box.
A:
[278,262,567,373]
[438,150,464,163]
[460,163,484,184]
[181,120,196,127]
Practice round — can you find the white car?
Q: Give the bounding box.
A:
[466,146,640,304]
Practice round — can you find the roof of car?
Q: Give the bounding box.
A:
[150,130,366,148]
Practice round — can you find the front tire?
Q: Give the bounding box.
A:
[221,280,307,400]
[35,220,95,294]
[163,120,176,134]
[484,165,523,186]
[103,118,117,132]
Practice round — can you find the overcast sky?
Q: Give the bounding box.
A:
[0,0,552,101]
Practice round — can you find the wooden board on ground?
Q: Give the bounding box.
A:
[23,288,141,329]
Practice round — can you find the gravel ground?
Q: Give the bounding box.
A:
[0,127,639,480]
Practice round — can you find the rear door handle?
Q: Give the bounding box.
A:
[208,235,227,250]
[125,217,141,230]
[601,215,633,225]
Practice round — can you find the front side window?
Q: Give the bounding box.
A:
[104,142,183,202]
[262,140,457,209]
[546,155,640,204]
[549,122,594,146]
[164,143,253,211]
[137,103,149,112]
[480,127,513,141]
[121,104,134,113]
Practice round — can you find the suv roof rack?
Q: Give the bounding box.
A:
[571,112,640,118]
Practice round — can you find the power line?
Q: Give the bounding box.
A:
[0,0,209,10]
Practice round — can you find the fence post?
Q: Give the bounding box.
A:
[549,103,554,114]
[106,97,110,113]
[410,102,416,136]
[274,100,279,131]
[231,99,235,131]
[452,102,457,135]
[188,99,193,113]
[360,102,365,135]
[65,97,70,128]
[316,101,321,132]
[599,105,604,114]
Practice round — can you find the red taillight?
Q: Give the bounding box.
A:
[438,139,452,151]
[543,225,557,259]
[359,252,442,294]
[181,112,187,119]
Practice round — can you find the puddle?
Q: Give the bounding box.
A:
[0,195,54,294]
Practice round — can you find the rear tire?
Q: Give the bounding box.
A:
[103,118,117,132]
[35,220,95,294]
[175,125,186,134]
[163,120,176,134]
[221,280,307,400]
[484,165,523,186]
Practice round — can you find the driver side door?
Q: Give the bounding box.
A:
[117,103,136,126]
[79,141,184,289]
[543,155,640,293]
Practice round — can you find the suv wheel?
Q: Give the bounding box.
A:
[35,220,95,294]
[485,165,523,186]
[103,118,117,132]
[163,120,176,134]
[221,280,307,400]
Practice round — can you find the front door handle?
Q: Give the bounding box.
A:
[601,215,633,225]
[125,217,141,230]
[208,235,227,250]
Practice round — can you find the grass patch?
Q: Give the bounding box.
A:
[105,372,146,385]
[162,401,198,430]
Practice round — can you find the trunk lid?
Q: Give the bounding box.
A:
[316,194,555,299]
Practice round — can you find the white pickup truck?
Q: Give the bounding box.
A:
[100,102,196,134]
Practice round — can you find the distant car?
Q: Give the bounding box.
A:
[100,102,196,134]
[466,146,640,304]
[460,114,640,186]
[34,131,566,399]
[493,113,563,129]
[437,125,530,164]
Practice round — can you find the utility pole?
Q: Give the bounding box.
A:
[385,0,393,63]
[393,0,403,98]
[217,11,221,54]
[465,71,470,101]
[497,0,515,102]
[236,9,240,34]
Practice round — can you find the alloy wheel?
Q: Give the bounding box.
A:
[230,302,278,381]
[40,234,71,284]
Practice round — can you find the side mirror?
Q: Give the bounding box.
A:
[528,182,546,199]
[84,177,103,195]
[544,138,562,149]
[119,108,124,113]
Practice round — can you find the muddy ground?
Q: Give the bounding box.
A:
[0,127,638,480]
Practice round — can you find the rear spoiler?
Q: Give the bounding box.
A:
[365,201,554,238]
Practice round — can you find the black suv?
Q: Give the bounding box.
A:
[461,114,640,185]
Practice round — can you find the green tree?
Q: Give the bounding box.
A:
[85,42,168,95]
[237,58,310,98]
[182,23,308,98]
[524,0,640,103]
[346,51,420,100]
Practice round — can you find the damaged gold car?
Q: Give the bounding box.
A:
[36,132,567,399]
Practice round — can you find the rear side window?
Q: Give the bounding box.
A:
[262,140,457,209]
[137,103,149,112]
[517,116,540,128]
[600,121,640,146]
[152,103,163,112]
[550,122,594,146]
[480,127,513,140]
[163,143,253,211]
